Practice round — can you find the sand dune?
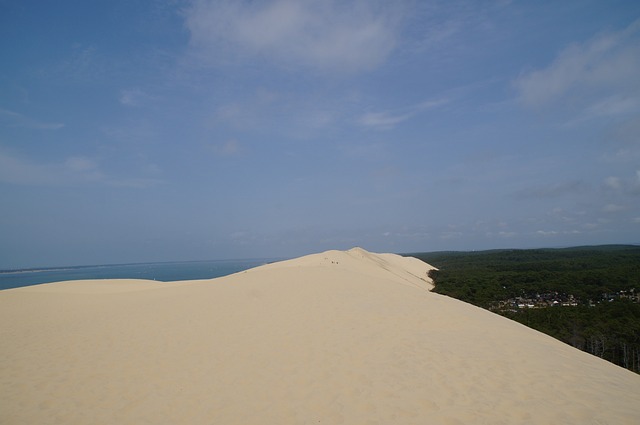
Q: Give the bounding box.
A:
[1,247,639,424]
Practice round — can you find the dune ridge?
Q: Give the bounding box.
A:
[1,248,639,424]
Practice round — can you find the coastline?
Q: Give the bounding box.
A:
[1,248,639,424]
[0,258,277,291]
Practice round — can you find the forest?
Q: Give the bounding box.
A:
[408,245,640,373]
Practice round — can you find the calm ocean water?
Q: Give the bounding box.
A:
[0,258,281,291]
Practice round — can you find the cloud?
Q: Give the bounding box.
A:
[108,177,164,189]
[207,87,344,139]
[514,19,640,110]
[357,97,449,130]
[358,111,412,130]
[0,108,64,130]
[212,139,243,156]
[601,171,640,195]
[119,88,156,107]
[415,17,462,51]
[604,176,621,190]
[211,89,281,129]
[0,151,99,185]
[536,230,558,236]
[440,231,462,240]
[602,203,626,213]
[406,0,511,55]
[0,150,161,188]
[64,156,102,175]
[184,0,402,73]
[586,95,638,118]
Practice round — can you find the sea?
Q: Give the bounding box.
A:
[0,258,282,291]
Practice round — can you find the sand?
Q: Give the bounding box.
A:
[1,247,639,424]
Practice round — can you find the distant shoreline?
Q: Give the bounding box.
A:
[0,258,281,291]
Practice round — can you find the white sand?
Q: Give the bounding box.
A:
[1,247,639,424]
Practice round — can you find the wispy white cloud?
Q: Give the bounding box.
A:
[108,177,164,189]
[357,111,413,130]
[0,108,64,130]
[440,231,462,240]
[119,88,157,107]
[536,230,558,236]
[601,171,640,195]
[417,98,450,109]
[184,0,402,73]
[403,0,514,58]
[357,97,449,130]
[586,95,638,118]
[604,176,621,190]
[208,87,345,140]
[415,18,462,51]
[64,157,102,176]
[514,19,640,110]
[211,139,244,156]
[0,151,99,185]
[602,203,627,213]
[0,150,161,188]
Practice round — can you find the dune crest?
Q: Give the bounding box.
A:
[250,247,436,291]
[1,248,639,424]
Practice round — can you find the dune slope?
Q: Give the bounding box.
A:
[1,248,639,424]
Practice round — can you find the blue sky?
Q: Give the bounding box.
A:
[1,0,639,268]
